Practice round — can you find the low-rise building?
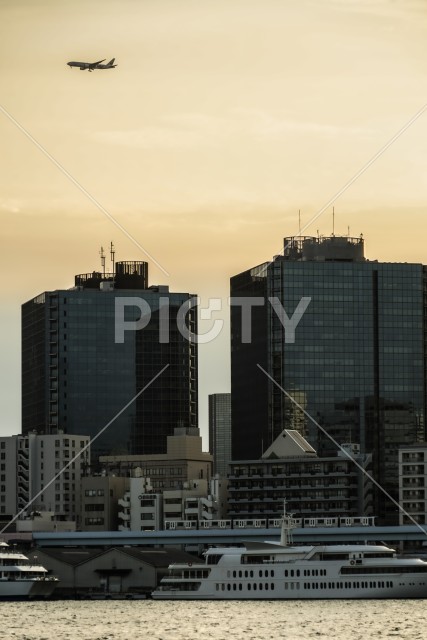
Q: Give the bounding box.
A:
[26,546,198,597]
[16,511,76,533]
[227,430,373,521]
[80,476,128,531]
[99,427,212,492]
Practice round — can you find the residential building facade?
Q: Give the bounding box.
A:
[399,444,427,525]
[0,431,90,526]
[80,475,128,531]
[227,431,373,521]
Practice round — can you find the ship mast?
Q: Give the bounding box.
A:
[280,500,296,547]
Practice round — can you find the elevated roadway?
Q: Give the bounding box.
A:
[32,524,427,549]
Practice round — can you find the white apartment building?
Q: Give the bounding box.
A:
[118,473,160,532]
[0,431,90,527]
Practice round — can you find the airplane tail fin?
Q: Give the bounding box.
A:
[107,58,115,66]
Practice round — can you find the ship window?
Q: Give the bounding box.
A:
[259,570,262,577]
[265,583,268,590]
[248,584,251,591]
[290,570,294,577]
[233,584,236,591]
[253,584,257,591]
[296,570,299,577]
[285,570,288,577]
[271,583,275,590]
[239,584,242,591]
[227,584,231,591]
[259,584,263,590]
[250,571,253,578]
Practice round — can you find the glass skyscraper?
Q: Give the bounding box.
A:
[22,261,198,460]
[230,236,426,524]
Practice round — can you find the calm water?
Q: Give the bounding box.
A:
[0,600,425,640]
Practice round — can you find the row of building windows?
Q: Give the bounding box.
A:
[85,504,104,512]
[85,517,104,525]
[140,467,184,476]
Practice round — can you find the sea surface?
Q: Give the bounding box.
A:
[0,600,425,640]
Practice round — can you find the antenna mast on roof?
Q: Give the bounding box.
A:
[332,207,335,237]
[110,242,115,287]
[298,209,301,236]
[110,241,115,273]
[100,246,105,276]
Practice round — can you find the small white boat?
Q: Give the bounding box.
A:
[152,508,427,600]
[0,541,58,599]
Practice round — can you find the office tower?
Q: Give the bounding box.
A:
[208,393,232,477]
[22,260,198,460]
[231,235,426,524]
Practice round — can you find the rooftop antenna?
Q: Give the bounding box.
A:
[348,225,350,237]
[332,206,335,237]
[99,246,105,276]
[298,209,301,237]
[110,241,115,275]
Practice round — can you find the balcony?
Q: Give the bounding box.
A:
[17,465,29,479]
[17,456,29,470]
[118,511,130,521]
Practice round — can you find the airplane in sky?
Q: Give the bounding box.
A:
[67,58,117,72]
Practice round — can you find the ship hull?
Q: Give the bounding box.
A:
[0,579,57,600]
[153,561,427,600]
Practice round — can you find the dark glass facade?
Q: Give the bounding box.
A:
[22,262,198,460]
[209,393,232,477]
[231,236,427,524]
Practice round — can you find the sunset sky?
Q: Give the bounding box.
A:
[1,0,427,445]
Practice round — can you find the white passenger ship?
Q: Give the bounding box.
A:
[152,511,427,600]
[0,541,58,599]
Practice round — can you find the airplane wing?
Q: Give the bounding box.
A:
[89,59,105,69]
